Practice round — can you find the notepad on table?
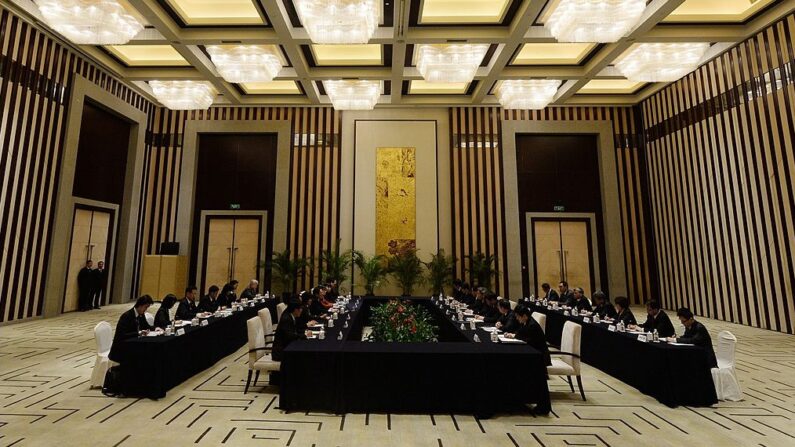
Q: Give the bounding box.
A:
[498,336,525,344]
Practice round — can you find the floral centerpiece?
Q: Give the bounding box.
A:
[368,299,437,342]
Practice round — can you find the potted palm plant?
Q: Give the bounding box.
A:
[264,249,309,302]
[388,249,425,296]
[424,249,456,296]
[353,252,389,296]
[465,252,498,291]
[318,239,354,287]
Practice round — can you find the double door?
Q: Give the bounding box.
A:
[533,219,594,297]
[63,208,112,312]
[202,217,261,292]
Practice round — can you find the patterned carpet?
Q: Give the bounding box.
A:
[0,304,793,447]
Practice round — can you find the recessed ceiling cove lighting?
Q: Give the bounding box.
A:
[206,45,283,83]
[496,80,562,110]
[416,44,489,83]
[615,43,710,82]
[149,80,216,110]
[34,0,143,45]
[323,80,380,110]
[294,0,381,44]
[545,0,646,43]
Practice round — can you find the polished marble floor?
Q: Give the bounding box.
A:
[0,303,793,447]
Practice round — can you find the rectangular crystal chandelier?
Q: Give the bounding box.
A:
[206,45,283,83]
[34,0,143,45]
[615,43,711,82]
[294,0,381,44]
[496,80,562,110]
[416,44,490,83]
[545,0,646,43]
[149,81,216,110]
[323,80,381,110]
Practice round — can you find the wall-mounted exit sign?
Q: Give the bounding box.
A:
[229,203,241,210]
[553,205,565,212]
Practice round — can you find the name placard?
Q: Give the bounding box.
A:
[608,324,617,332]
[637,334,647,343]
[176,328,186,336]
[583,317,591,323]
[200,319,209,326]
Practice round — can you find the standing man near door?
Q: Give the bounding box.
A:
[91,260,107,310]
[77,260,94,311]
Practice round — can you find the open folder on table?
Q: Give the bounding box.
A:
[498,335,525,344]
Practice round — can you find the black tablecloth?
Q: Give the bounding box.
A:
[279,297,550,415]
[528,302,717,407]
[116,300,276,399]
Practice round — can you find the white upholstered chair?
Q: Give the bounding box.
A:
[245,317,280,393]
[90,321,114,388]
[532,312,547,334]
[711,331,742,401]
[276,302,287,322]
[258,308,274,340]
[547,321,585,400]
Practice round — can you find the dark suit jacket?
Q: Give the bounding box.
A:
[497,312,518,333]
[240,288,257,300]
[545,289,560,301]
[77,267,93,295]
[641,310,676,337]
[594,303,617,319]
[677,320,717,367]
[514,318,551,366]
[175,298,198,321]
[574,297,593,313]
[616,308,637,326]
[199,294,219,313]
[272,312,306,361]
[480,304,501,324]
[109,307,153,362]
[154,306,171,329]
[561,290,575,307]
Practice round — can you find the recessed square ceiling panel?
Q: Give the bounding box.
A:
[163,0,265,25]
[512,43,596,65]
[663,0,775,23]
[240,81,302,94]
[105,45,190,66]
[311,44,383,66]
[578,79,646,94]
[409,80,469,94]
[420,0,512,24]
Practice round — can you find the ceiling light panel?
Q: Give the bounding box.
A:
[496,80,562,109]
[294,0,381,44]
[34,0,143,45]
[578,79,646,94]
[409,80,469,94]
[206,45,283,83]
[163,0,264,25]
[105,45,190,66]
[416,44,489,83]
[420,0,512,24]
[311,44,383,66]
[512,43,596,65]
[615,43,710,82]
[664,0,775,23]
[323,80,381,110]
[240,81,302,94]
[149,80,216,110]
[545,0,646,43]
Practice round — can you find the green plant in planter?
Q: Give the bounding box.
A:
[424,249,456,296]
[465,252,498,291]
[263,250,310,297]
[388,249,425,296]
[318,239,354,285]
[368,299,437,342]
[353,251,389,296]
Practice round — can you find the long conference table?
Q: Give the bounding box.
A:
[279,297,551,415]
[527,301,717,407]
[115,299,276,399]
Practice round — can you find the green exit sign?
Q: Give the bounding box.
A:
[553,205,565,212]
[229,203,241,210]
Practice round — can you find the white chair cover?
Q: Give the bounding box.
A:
[90,321,113,388]
[559,321,581,373]
[276,302,287,322]
[532,312,547,334]
[144,312,154,327]
[258,308,273,338]
[247,317,266,367]
[711,330,742,401]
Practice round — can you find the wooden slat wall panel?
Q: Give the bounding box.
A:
[0,6,153,323]
[146,106,341,293]
[450,106,654,304]
[642,13,795,334]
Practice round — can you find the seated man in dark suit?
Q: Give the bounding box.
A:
[504,305,551,366]
[636,300,675,337]
[459,283,475,306]
[572,287,592,313]
[175,286,199,321]
[558,281,574,306]
[452,279,463,300]
[297,291,323,331]
[666,307,718,368]
[272,302,309,361]
[240,279,259,300]
[542,283,559,302]
[154,294,177,329]
[109,295,154,362]
[199,285,221,313]
[477,293,501,324]
[592,291,617,319]
[495,299,518,333]
[470,287,487,314]
[613,296,637,326]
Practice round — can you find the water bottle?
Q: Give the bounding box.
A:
[460,323,466,330]
[337,331,343,340]
[343,320,349,328]
[653,329,659,342]
[328,318,334,328]
[473,334,481,342]
[490,330,498,343]
[318,327,325,339]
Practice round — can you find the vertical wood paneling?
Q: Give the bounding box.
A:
[642,13,795,334]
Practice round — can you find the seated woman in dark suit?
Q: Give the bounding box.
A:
[297,291,324,331]
[272,302,309,361]
[504,305,550,366]
[592,291,617,319]
[495,299,517,333]
[154,294,177,329]
[109,295,154,363]
[614,296,637,326]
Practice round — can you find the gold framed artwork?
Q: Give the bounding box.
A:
[375,147,417,256]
